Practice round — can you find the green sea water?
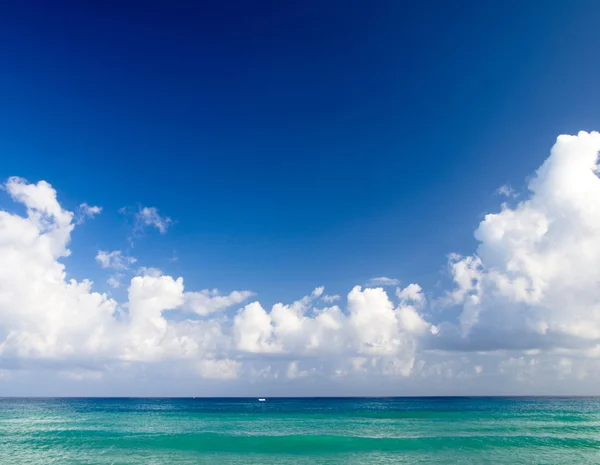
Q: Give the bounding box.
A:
[1,397,599,464]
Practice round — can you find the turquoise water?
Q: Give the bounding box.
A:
[1,397,600,464]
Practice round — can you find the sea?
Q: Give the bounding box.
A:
[1,397,599,464]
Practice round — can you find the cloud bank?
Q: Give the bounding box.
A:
[2,132,600,394]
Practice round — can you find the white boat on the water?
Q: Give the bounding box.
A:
[258,398,266,402]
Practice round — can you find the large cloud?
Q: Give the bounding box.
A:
[440,131,600,355]
[0,176,433,384]
[3,131,600,393]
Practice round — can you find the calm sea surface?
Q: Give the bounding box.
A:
[1,397,599,464]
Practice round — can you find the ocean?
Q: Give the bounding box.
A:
[1,397,599,464]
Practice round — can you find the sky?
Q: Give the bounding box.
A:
[2,1,600,396]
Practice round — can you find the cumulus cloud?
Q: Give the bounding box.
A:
[311,286,325,298]
[232,285,434,377]
[0,178,115,362]
[439,131,600,355]
[366,277,400,287]
[4,132,600,393]
[0,179,434,387]
[397,283,425,306]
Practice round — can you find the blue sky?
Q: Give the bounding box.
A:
[2,1,600,395]
[1,0,597,301]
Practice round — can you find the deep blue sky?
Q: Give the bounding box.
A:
[2,0,600,304]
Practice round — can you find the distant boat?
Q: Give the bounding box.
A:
[258,398,266,402]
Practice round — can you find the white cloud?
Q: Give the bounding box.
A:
[196,359,240,380]
[184,289,255,316]
[137,266,163,277]
[322,294,340,304]
[366,277,400,287]
[107,274,124,289]
[124,274,186,361]
[76,203,102,224]
[439,131,600,354]
[4,179,410,382]
[4,131,600,393]
[96,250,137,270]
[135,206,172,234]
[311,286,324,298]
[231,285,433,375]
[496,184,518,198]
[0,178,116,361]
[397,283,425,306]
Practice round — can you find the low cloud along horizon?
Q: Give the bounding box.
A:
[2,132,600,396]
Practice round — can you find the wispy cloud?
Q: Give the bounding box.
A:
[135,206,172,234]
[75,203,102,225]
[496,184,518,198]
[137,266,163,277]
[366,277,400,287]
[107,273,124,289]
[322,294,340,304]
[119,205,174,246]
[96,250,137,270]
